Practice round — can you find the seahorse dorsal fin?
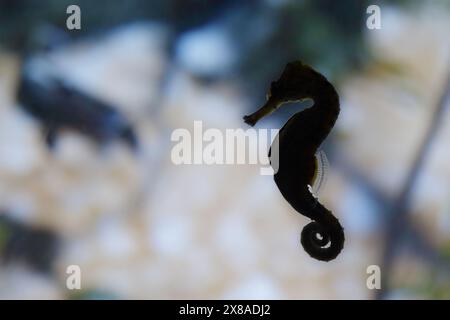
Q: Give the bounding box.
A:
[309,150,329,197]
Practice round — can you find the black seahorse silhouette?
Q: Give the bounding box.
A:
[243,61,344,261]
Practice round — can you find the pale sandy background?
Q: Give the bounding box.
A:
[0,1,449,299]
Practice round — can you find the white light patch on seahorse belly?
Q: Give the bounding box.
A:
[308,150,329,198]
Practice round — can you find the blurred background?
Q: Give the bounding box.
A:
[0,0,449,299]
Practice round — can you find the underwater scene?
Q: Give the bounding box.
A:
[0,0,449,300]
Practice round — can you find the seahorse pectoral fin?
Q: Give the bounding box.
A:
[308,150,329,197]
[243,99,279,126]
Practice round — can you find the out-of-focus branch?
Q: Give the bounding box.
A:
[333,156,394,210]
[335,153,450,268]
[375,69,450,299]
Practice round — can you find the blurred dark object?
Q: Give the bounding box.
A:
[0,214,60,274]
[17,63,138,150]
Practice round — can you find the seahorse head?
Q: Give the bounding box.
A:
[268,61,326,103]
[243,60,331,127]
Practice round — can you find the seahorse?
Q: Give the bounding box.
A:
[243,61,344,261]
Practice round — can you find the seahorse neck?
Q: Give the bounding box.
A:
[310,78,339,112]
[307,78,340,132]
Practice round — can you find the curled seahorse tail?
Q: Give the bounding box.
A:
[299,199,345,262]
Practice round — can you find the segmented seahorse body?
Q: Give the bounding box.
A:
[243,61,344,261]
